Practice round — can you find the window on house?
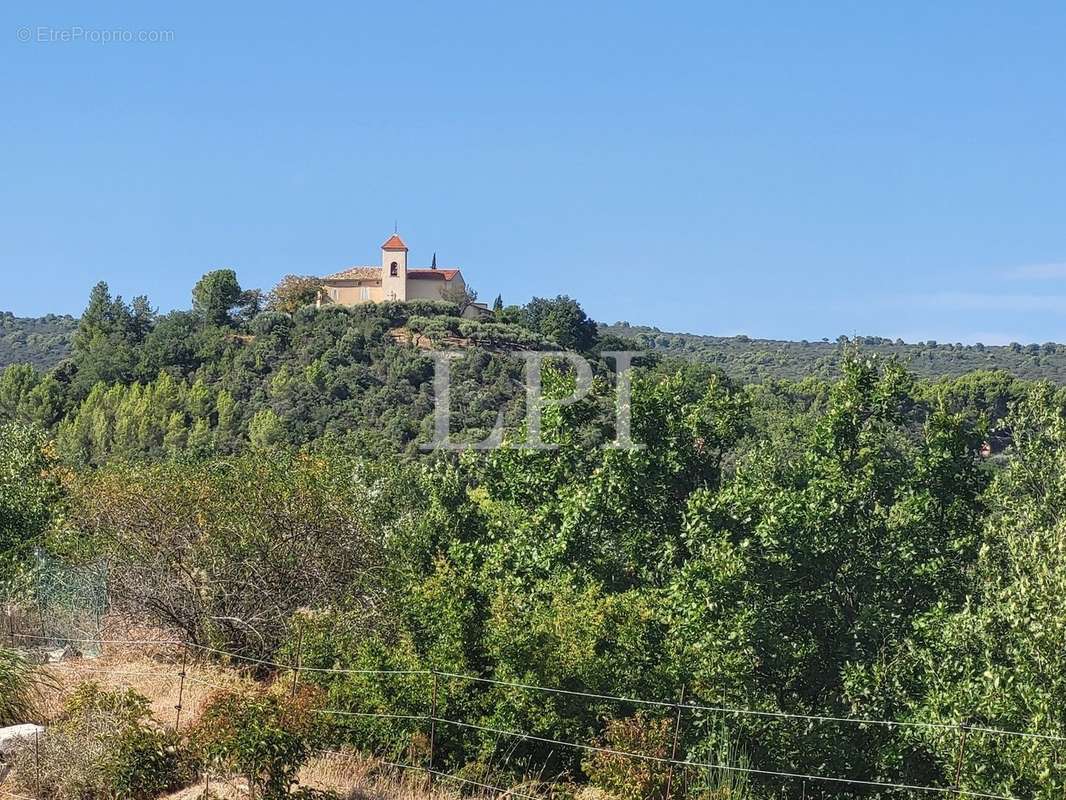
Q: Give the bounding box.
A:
[330,289,338,300]
[360,287,370,300]
[390,262,398,276]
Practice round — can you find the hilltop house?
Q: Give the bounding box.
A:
[318,233,486,315]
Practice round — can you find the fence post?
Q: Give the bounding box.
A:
[427,670,439,786]
[664,684,687,800]
[953,724,969,791]
[290,628,304,699]
[36,587,46,645]
[174,642,189,730]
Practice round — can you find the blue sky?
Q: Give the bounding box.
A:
[3,2,1066,344]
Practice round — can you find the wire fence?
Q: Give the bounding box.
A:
[3,630,1058,800]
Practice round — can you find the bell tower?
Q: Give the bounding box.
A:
[381,233,408,301]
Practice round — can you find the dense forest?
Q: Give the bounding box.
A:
[2,270,1066,798]
[11,298,1066,384]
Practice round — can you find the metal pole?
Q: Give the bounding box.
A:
[290,628,304,699]
[664,684,687,800]
[174,643,189,730]
[953,724,969,790]
[428,670,439,785]
[36,591,46,645]
[34,550,45,646]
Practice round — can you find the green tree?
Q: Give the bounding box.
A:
[0,422,61,589]
[192,269,243,326]
[0,364,41,421]
[675,356,987,787]
[522,295,598,352]
[248,408,284,448]
[909,383,1066,797]
[68,282,152,397]
[21,373,65,427]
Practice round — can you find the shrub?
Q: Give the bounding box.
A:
[582,713,677,800]
[190,684,323,799]
[251,311,294,336]
[402,299,461,318]
[405,315,461,339]
[455,320,556,349]
[293,620,432,762]
[0,645,47,725]
[370,300,460,327]
[67,451,395,660]
[404,315,428,333]
[11,682,191,800]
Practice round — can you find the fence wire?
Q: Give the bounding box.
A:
[3,631,1055,799]
[11,631,1063,746]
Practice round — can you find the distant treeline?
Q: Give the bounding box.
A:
[602,323,1066,382]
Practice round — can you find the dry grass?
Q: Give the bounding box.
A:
[150,752,552,800]
[0,638,252,799]
[299,750,564,800]
[301,751,442,798]
[35,644,253,726]
[158,775,248,800]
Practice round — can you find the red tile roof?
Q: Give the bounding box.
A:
[407,269,460,281]
[381,234,408,251]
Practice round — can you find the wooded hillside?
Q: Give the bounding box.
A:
[0,312,76,370]
[10,298,1066,383]
[1,272,1065,798]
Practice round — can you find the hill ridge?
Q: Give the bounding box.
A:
[599,322,1066,382]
